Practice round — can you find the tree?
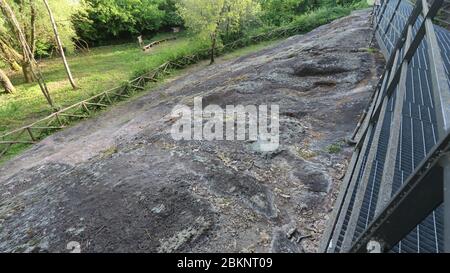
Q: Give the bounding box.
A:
[73,0,169,45]
[176,0,261,64]
[0,0,81,82]
[0,0,53,107]
[43,0,77,89]
[0,0,35,82]
[259,0,323,26]
[0,68,15,93]
[160,0,183,28]
[0,37,22,72]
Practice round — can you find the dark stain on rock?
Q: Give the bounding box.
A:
[293,60,351,77]
[294,170,330,193]
[206,170,277,219]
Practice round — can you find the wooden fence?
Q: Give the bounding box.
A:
[0,23,320,160]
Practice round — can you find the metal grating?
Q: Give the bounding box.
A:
[321,0,450,253]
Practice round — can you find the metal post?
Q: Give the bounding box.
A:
[326,126,375,252]
[383,0,403,36]
[319,150,361,252]
[370,0,390,48]
[444,154,450,253]
[353,0,425,148]
[341,98,391,252]
[376,24,413,214]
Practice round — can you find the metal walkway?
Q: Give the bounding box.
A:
[321,0,450,253]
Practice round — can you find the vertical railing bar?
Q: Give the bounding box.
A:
[376,24,414,214]
[354,0,424,146]
[358,1,436,149]
[330,127,377,253]
[350,75,385,142]
[355,50,400,150]
[319,149,363,253]
[349,133,449,253]
[373,49,401,118]
[444,154,450,253]
[384,0,404,36]
[341,97,392,252]
[370,0,390,46]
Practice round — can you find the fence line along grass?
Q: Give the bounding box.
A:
[0,5,359,162]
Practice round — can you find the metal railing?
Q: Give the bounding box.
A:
[322,0,450,253]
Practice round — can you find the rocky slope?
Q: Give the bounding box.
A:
[0,9,384,253]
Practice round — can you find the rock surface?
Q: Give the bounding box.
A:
[0,10,384,253]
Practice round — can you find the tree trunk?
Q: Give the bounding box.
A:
[0,0,54,108]
[0,68,15,93]
[0,54,21,72]
[210,33,217,65]
[21,63,34,83]
[0,0,35,83]
[29,0,36,55]
[0,38,23,72]
[43,0,77,90]
[11,60,21,71]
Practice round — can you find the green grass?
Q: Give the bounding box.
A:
[0,32,209,136]
[0,37,284,164]
[365,47,378,53]
[326,143,343,154]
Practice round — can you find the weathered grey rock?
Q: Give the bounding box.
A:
[0,9,384,253]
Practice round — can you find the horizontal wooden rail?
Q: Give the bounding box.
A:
[0,19,339,160]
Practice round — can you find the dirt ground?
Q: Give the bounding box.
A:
[0,10,384,253]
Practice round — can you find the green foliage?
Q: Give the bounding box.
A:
[34,40,52,58]
[176,0,225,36]
[160,0,184,27]
[258,0,367,26]
[0,0,81,59]
[15,0,80,52]
[289,5,351,30]
[130,34,210,78]
[236,3,356,44]
[259,0,322,26]
[73,0,182,45]
[176,0,261,51]
[70,0,368,46]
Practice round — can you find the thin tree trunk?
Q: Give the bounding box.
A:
[0,68,15,93]
[21,62,34,82]
[0,0,54,107]
[21,63,34,82]
[10,60,21,71]
[43,0,77,90]
[0,0,35,83]
[0,50,21,72]
[29,0,36,55]
[0,38,23,72]
[210,32,216,65]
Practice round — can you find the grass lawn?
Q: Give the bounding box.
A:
[0,33,282,163]
[0,32,209,136]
